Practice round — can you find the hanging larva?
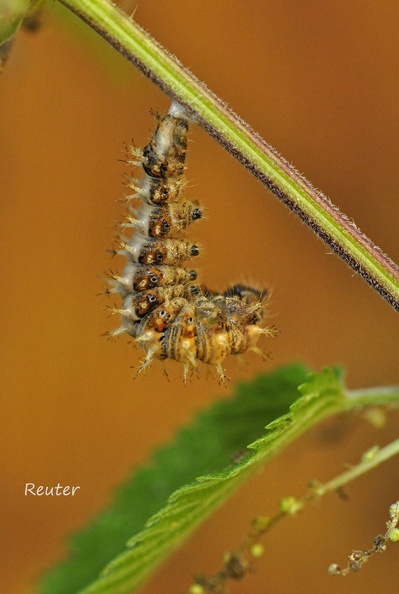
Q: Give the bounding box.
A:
[107,103,277,383]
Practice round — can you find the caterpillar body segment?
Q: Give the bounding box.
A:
[108,263,197,298]
[127,175,187,206]
[141,114,188,178]
[124,199,202,238]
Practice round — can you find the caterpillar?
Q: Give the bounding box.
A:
[108,103,277,383]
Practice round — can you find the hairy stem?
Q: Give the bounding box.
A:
[58,0,399,313]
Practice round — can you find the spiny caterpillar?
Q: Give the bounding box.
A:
[108,103,277,383]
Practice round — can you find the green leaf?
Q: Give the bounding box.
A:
[40,364,399,594]
[0,0,45,47]
[41,363,342,594]
[0,0,29,44]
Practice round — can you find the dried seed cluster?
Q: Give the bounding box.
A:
[109,105,276,382]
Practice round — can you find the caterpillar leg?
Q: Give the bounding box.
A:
[161,361,170,382]
[134,347,157,378]
[249,345,272,361]
[235,354,247,369]
[260,325,280,338]
[214,363,230,386]
[182,362,191,384]
[133,329,163,378]
[181,352,197,383]
[106,326,127,340]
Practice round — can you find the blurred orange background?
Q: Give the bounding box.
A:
[1,1,399,593]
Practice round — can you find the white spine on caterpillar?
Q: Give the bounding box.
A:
[109,106,277,383]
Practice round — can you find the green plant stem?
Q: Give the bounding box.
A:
[314,438,399,497]
[275,439,399,522]
[57,0,399,313]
